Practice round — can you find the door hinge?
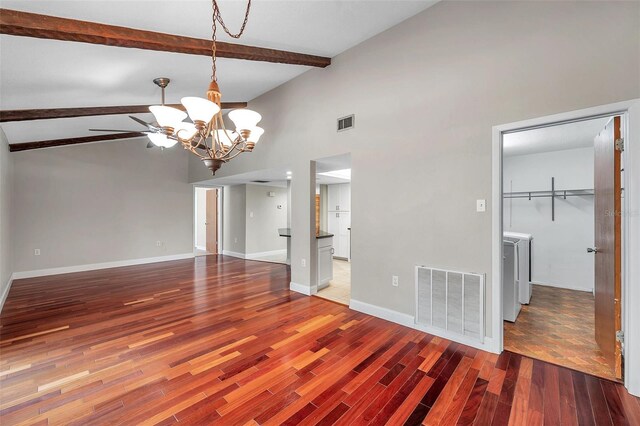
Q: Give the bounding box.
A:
[615,138,624,152]
[616,330,624,344]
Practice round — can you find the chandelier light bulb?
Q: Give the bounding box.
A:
[228,109,262,132]
[148,133,176,148]
[246,126,264,143]
[181,97,221,125]
[176,122,198,140]
[148,105,187,129]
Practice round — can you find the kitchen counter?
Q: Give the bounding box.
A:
[278,228,334,239]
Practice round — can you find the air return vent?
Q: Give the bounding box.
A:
[337,115,355,132]
[415,266,485,343]
[251,180,271,183]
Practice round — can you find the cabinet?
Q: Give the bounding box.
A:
[328,183,350,212]
[317,237,334,290]
[327,183,351,260]
[328,211,350,259]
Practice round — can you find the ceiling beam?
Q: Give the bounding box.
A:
[0,9,331,68]
[9,132,145,152]
[0,102,248,122]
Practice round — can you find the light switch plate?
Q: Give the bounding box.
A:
[476,199,486,212]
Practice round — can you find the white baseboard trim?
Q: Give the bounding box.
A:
[245,249,287,260]
[290,281,312,296]
[222,250,246,259]
[349,298,496,353]
[195,245,207,251]
[349,299,415,328]
[0,273,14,314]
[12,253,195,280]
[532,281,593,293]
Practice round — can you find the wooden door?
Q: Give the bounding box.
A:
[205,189,218,254]
[593,116,622,380]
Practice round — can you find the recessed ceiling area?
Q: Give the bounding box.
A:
[0,0,438,146]
[316,153,351,184]
[503,116,611,157]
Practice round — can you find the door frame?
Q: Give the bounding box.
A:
[192,185,224,256]
[491,99,640,396]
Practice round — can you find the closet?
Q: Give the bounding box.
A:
[327,183,350,259]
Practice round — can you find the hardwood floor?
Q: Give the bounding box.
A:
[1,256,638,425]
[504,285,616,381]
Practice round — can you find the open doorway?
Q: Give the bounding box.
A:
[194,187,219,256]
[314,154,351,305]
[500,116,624,381]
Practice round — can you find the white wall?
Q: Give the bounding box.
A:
[0,129,13,310]
[195,187,208,249]
[10,139,194,273]
[190,1,640,339]
[222,184,247,254]
[245,184,287,255]
[504,147,594,291]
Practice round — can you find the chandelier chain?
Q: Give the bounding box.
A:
[211,0,252,81]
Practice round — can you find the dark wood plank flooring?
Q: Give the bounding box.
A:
[1,256,638,425]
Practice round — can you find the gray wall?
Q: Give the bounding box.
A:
[504,147,594,291]
[222,184,247,254]
[0,129,13,306]
[11,138,193,272]
[190,1,640,336]
[245,184,287,254]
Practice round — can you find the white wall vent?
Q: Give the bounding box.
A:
[415,266,485,343]
[337,115,355,132]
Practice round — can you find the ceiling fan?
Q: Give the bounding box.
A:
[89,77,177,148]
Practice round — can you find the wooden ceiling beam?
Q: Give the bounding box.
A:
[9,132,145,152]
[0,102,248,122]
[0,9,331,68]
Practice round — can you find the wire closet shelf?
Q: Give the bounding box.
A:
[503,177,594,221]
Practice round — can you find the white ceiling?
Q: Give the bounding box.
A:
[316,153,351,184]
[0,0,437,145]
[503,117,611,157]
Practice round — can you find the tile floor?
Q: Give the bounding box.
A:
[316,259,351,305]
[504,284,617,381]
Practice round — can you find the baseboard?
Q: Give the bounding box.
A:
[0,273,14,314]
[222,250,246,259]
[349,298,496,353]
[12,253,195,280]
[195,245,207,251]
[290,281,312,296]
[245,249,287,260]
[532,281,593,293]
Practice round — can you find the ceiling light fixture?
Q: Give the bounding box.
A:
[148,0,263,175]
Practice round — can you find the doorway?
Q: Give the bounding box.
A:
[194,187,219,256]
[499,116,623,381]
[314,154,351,305]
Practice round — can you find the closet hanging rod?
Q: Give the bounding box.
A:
[503,188,594,199]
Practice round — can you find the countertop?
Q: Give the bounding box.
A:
[278,228,334,239]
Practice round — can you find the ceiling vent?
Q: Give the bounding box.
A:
[252,180,271,183]
[337,115,355,132]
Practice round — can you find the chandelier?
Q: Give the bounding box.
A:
[148,0,263,175]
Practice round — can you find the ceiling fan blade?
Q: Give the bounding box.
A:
[89,128,149,133]
[129,115,161,132]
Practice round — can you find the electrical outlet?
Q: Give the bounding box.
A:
[476,199,486,212]
[392,275,399,287]
[301,258,306,267]
[34,249,41,256]
[156,241,162,247]
[250,211,254,218]
[234,237,238,243]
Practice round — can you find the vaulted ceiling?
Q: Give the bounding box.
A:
[1,0,437,149]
